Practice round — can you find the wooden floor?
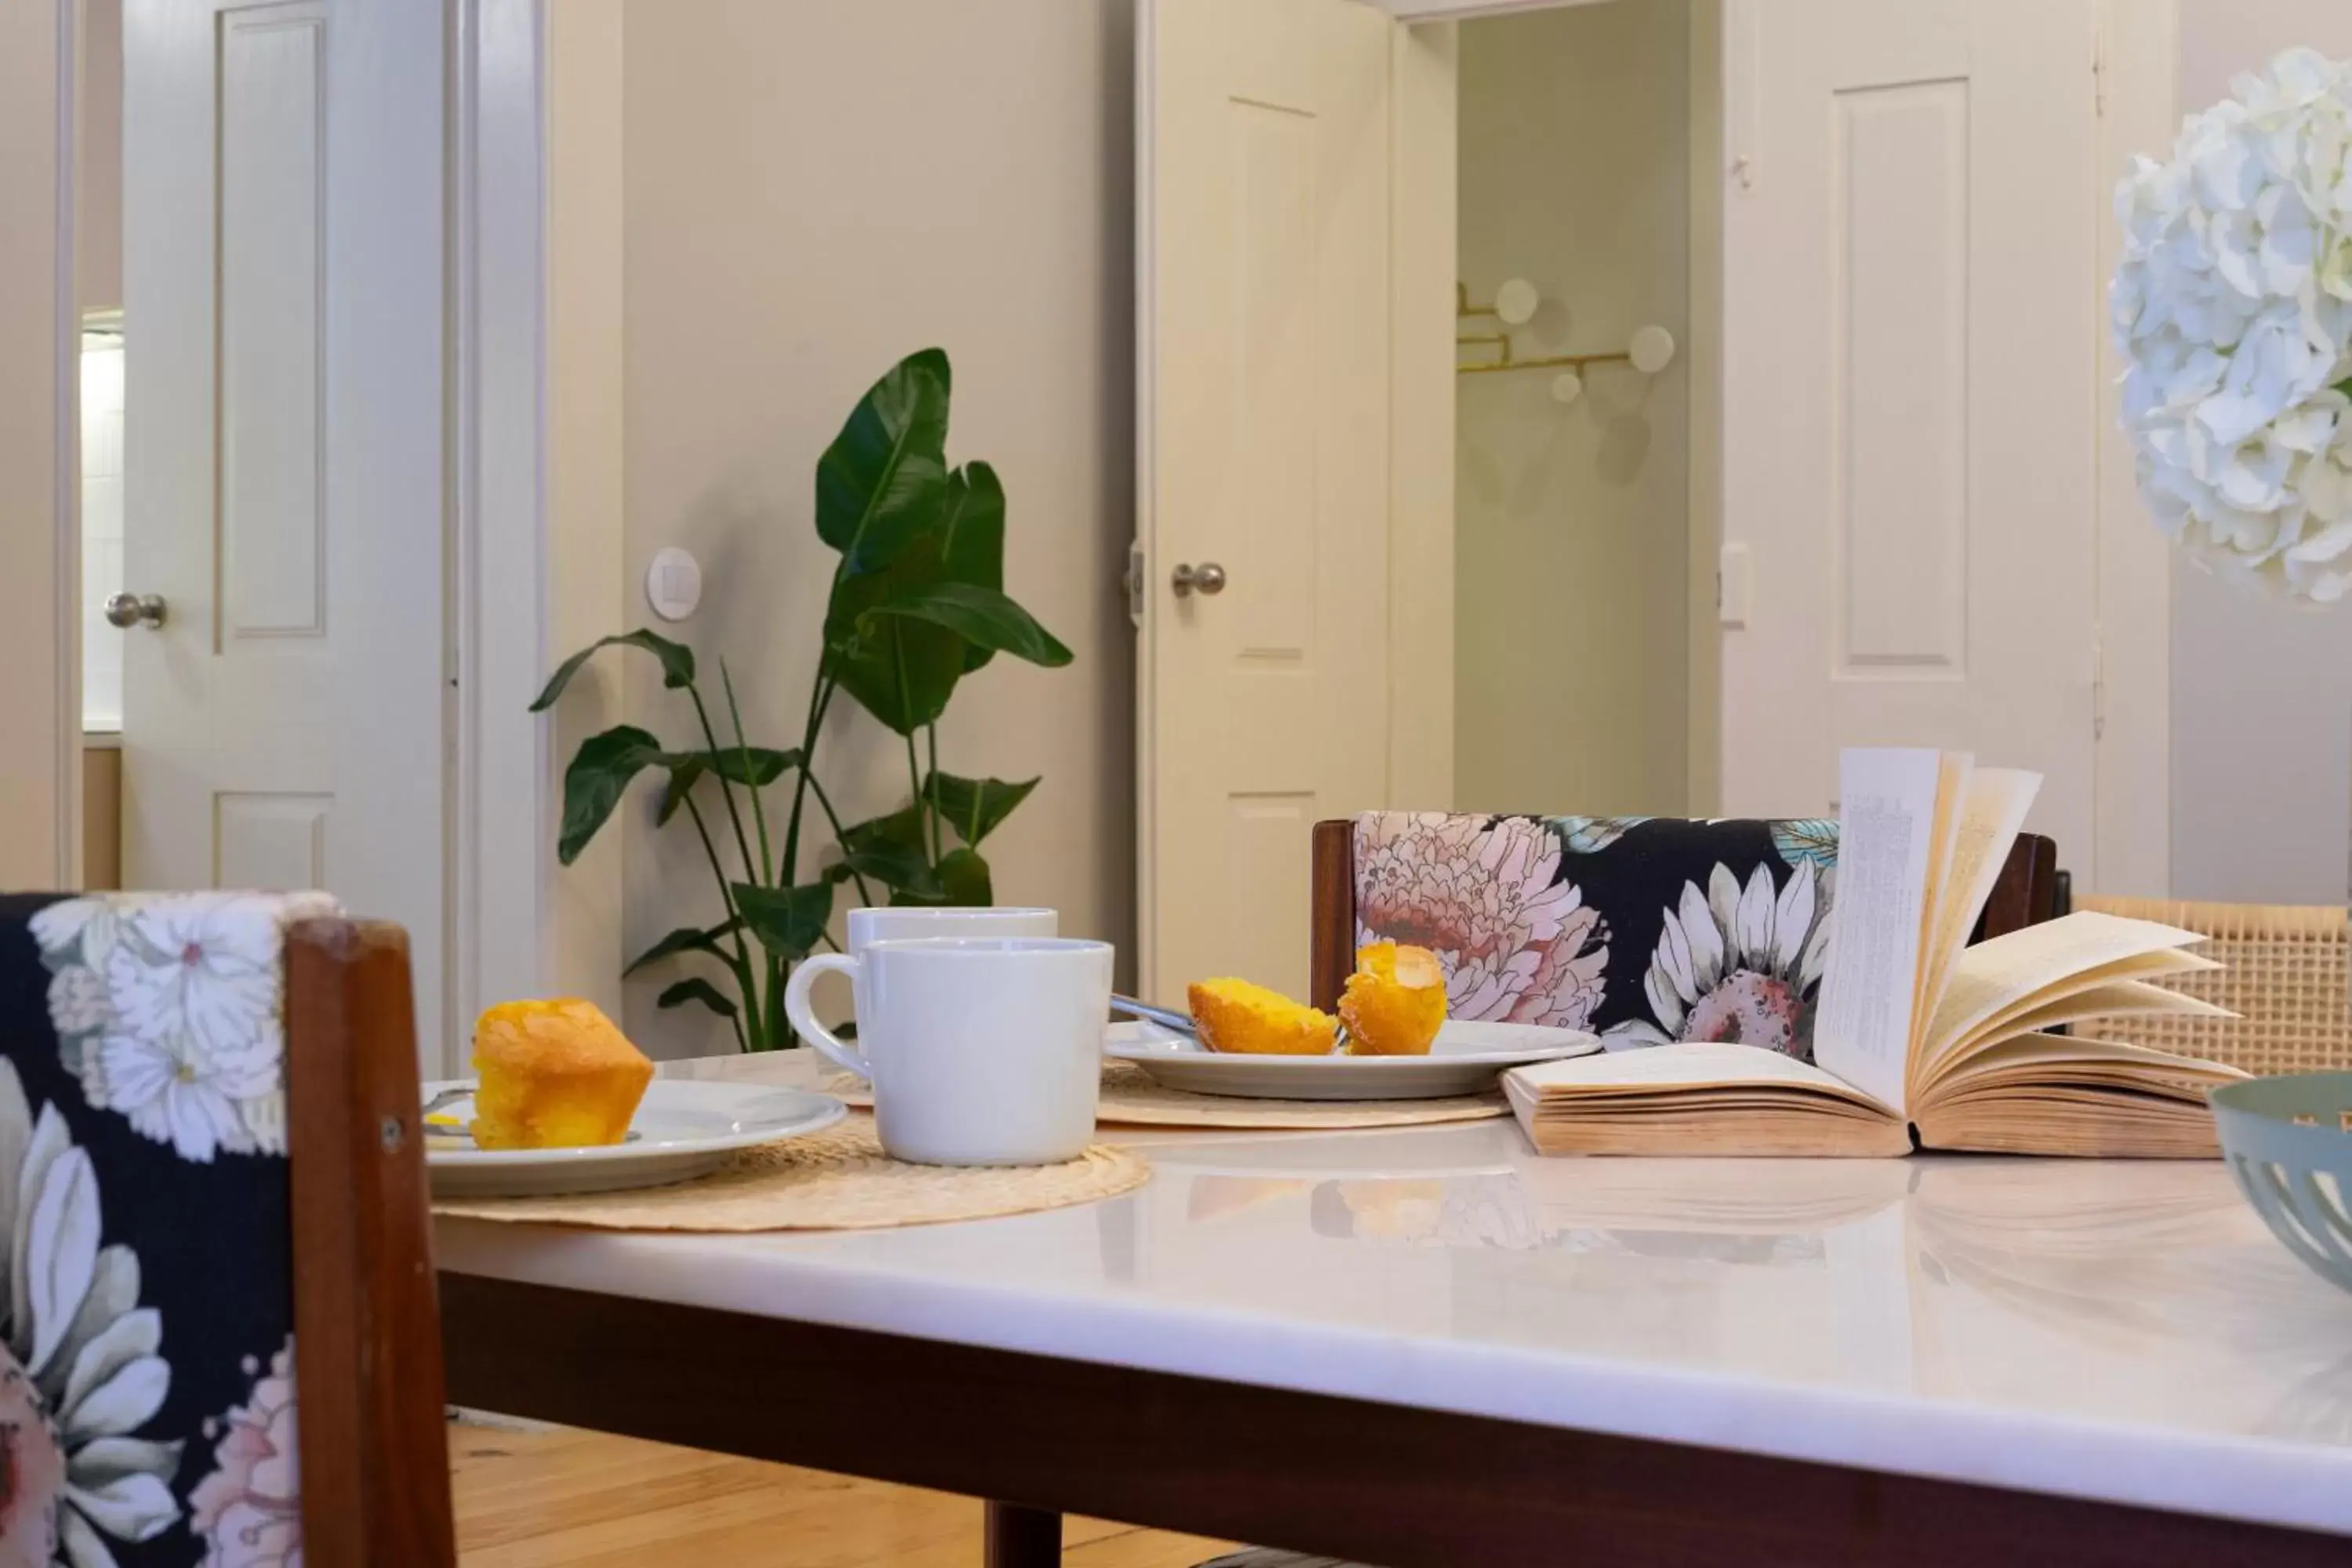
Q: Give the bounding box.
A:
[450,1422,1236,1567]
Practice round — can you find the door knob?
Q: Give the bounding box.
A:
[103,592,167,630]
[1171,561,1227,598]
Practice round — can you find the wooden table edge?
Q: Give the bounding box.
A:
[436,1272,2348,1568]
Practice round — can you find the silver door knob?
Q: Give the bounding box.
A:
[1171,561,1227,597]
[103,592,167,630]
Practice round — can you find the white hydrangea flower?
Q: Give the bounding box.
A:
[2114,47,2352,604]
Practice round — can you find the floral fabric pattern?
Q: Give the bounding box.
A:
[0,1056,183,1563]
[1352,814,1609,1029]
[31,893,336,1163]
[1,891,317,1567]
[1353,814,1840,1060]
[190,1341,299,1568]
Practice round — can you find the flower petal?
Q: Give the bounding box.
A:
[64,1355,169,1440]
[11,1105,72,1366]
[1678,882,1724,991]
[66,1470,180,1544]
[62,1308,161,1421]
[59,1505,120,1568]
[1773,861,1817,978]
[1707,865,1744,965]
[66,1436,182,1490]
[1735,866,1777,968]
[27,1146,100,1379]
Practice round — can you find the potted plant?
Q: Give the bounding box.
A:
[530,348,1073,1049]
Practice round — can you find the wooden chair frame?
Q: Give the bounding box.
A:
[285,918,456,1565]
[1308,821,2060,1011]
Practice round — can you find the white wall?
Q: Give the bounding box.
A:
[1453,0,1690,816]
[2166,1,2352,902]
[608,0,1136,1055]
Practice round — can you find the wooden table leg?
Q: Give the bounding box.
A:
[985,1501,1062,1567]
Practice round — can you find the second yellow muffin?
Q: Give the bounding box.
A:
[1187,978,1339,1055]
[470,998,655,1149]
[1338,941,1448,1056]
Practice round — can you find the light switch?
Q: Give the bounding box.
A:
[1718,542,1752,628]
[645,547,702,622]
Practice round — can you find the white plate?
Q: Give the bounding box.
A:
[1102,1018,1600,1101]
[423,1079,846,1199]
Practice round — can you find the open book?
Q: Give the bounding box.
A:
[1504,749,2244,1158]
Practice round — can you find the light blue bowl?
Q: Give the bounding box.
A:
[2212,1073,2352,1294]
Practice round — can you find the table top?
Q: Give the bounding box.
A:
[433,1051,2352,1537]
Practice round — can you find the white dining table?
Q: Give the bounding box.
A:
[433,1050,2352,1567]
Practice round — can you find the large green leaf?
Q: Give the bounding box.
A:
[939,463,1006,673]
[530,629,695,712]
[655,978,738,1019]
[815,349,952,575]
[732,880,836,961]
[625,919,742,975]
[825,550,968,735]
[855,580,1073,668]
[654,747,801,828]
[557,725,668,864]
[841,839,943,898]
[937,848,993,906]
[835,805,941,898]
[924,771,1038,847]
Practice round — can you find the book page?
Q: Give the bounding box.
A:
[1915,911,2209,1087]
[1508,1041,1892,1105]
[1914,768,2042,1053]
[1811,748,1951,1117]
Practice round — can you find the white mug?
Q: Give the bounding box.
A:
[844,906,1057,953]
[785,936,1113,1166]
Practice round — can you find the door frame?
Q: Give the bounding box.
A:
[8,0,575,1071]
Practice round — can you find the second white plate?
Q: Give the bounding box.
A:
[1103,1018,1600,1100]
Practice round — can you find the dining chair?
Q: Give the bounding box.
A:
[2074,895,2352,1076]
[1308,814,2060,1051]
[0,891,453,1566]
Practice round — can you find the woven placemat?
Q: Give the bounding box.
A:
[822,1062,1509,1131]
[432,1120,1148,1232]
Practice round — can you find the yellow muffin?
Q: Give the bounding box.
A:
[469,999,655,1149]
[1337,941,1447,1056]
[1187,978,1339,1056]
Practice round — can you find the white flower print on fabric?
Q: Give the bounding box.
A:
[1603,860,1833,1060]
[190,1338,302,1568]
[0,1058,183,1563]
[32,892,339,1163]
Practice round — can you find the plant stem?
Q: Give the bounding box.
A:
[800,771,876,907]
[688,683,761,887]
[780,662,836,889]
[682,793,756,1051]
[720,661,773,883]
[903,731,927,866]
[924,724,945,862]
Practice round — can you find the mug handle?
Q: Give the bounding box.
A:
[783,953,872,1079]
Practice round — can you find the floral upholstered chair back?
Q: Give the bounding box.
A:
[0,890,335,1568]
[1352,814,1838,1061]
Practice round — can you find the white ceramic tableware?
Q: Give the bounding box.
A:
[786,936,1113,1165]
[844,906,1058,953]
[423,1079,845,1198]
[1102,1018,1600,1101]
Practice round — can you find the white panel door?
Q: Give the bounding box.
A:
[1719,0,2101,875]
[1139,0,1396,1000]
[122,0,446,1065]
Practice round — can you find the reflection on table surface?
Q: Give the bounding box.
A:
[459,1051,2352,1466]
